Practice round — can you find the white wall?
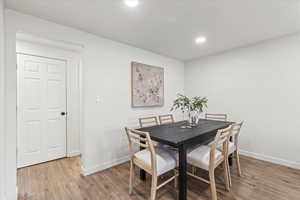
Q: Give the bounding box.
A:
[185,34,300,169]
[0,0,5,199]
[5,9,184,199]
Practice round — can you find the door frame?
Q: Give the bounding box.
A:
[17,53,68,168]
[16,37,83,161]
[4,28,85,199]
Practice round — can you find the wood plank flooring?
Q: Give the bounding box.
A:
[17,155,300,200]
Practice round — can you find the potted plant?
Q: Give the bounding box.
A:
[171,94,208,126]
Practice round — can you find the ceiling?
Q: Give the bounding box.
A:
[5,0,300,61]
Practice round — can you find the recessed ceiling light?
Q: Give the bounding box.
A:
[195,36,207,44]
[124,0,139,8]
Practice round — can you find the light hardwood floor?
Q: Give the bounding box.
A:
[18,155,300,200]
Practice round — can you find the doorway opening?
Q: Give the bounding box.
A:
[16,33,83,198]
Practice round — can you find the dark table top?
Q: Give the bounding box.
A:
[137,119,233,147]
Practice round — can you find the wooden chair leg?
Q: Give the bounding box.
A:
[209,169,218,200]
[174,170,178,188]
[129,160,134,195]
[150,175,158,200]
[227,159,232,187]
[223,161,230,191]
[225,156,232,187]
[235,151,242,176]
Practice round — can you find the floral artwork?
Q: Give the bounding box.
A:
[131,62,164,107]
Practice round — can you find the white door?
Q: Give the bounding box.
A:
[17,54,67,168]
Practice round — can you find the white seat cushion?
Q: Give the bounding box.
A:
[217,141,235,154]
[157,143,171,149]
[208,141,236,155]
[134,147,178,176]
[187,145,223,170]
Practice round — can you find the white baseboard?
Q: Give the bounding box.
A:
[240,149,300,170]
[80,150,300,177]
[81,156,130,176]
[67,151,81,157]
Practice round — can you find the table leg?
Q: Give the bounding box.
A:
[140,168,146,181]
[178,145,187,200]
[229,136,233,166]
[229,155,233,166]
[139,136,146,181]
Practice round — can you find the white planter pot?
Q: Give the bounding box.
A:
[189,111,200,126]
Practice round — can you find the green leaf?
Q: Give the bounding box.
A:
[170,94,208,113]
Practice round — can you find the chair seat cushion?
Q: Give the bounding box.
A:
[187,145,223,170]
[208,141,236,155]
[134,147,178,176]
[157,143,171,149]
[216,141,235,154]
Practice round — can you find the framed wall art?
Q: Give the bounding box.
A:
[131,62,164,107]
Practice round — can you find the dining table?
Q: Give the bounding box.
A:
[137,119,233,200]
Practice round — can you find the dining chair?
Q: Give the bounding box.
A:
[139,116,159,128]
[158,114,174,125]
[158,114,178,151]
[222,122,244,187]
[139,116,161,147]
[194,113,227,175]
[125,128,178,200]
[187,126,232,200]
[205,113,228,121]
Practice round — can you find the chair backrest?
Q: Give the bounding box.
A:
[124,128,157,171]
[205,113,228,121]
[209,125,232,167]
[139,116,159,128]
[158,114,174,125]
[231,121,244,147]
